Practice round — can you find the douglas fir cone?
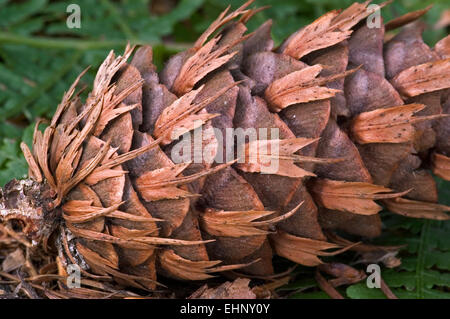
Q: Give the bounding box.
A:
[1,0,450,298]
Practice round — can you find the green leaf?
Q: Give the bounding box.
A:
[0,0,47,28]
[0,0,448,300]
[346,284,386,299]
[289,290,331,299]
[346,218,450,299]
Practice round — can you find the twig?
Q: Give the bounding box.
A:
[0,32,190,51]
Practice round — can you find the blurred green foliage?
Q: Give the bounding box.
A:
[0,0,448,298]
[0,0,447,185]
[279,179,450,299]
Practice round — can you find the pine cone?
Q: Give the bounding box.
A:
[1,0,449,294]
